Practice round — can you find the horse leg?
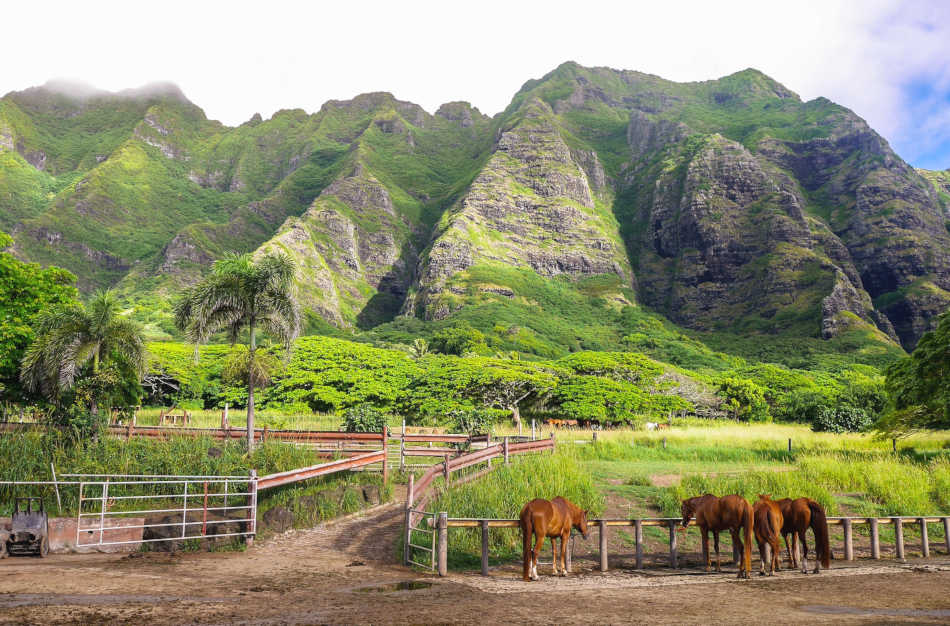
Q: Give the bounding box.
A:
[562,532,571,575]
[799,530,809,574]
[701,530,710,572]
[550,537,560,576]
[532,530,545,580]
[783,533,793,568]
[713,532,721,572]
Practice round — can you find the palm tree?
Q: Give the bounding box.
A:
[174,252,300,451]
[20,290,146,414]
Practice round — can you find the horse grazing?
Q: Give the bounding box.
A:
[520,497,590,581]
[775,497,831,573]
[681,493,753,579]
[753,495,783,576]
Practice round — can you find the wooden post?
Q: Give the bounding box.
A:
[382,426,389,484]
[635,519,644,569]
[127,420,134,441]
[599,519,608,572]
[400,420,406,472]
[566,535,573,572]
[943,517,950,554]
[668,521,678,568]
[531,419,536,441]
[443,455,450,485]
[892,438,897,453]
[870,518,880,559]
[503,437,510,464]
[202,481,209,536]
[894,517,905,560]
[480,520,490,576]
[403,474,415,566]
[550,431,556,452]
[245,470,257,548]
[662,437,667,449]
[593,430,598,443]
[437,512,448,577]
[843,518,854,561]
[920,518,930,558]
[788,438,792,452]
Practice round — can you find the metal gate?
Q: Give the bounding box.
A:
[66,473,257,548]
[405,509,436,570]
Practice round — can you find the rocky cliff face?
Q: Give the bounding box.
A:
[2,66,948,348]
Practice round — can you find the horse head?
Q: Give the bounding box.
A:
[680,499,695,528]
[575,509,590,539]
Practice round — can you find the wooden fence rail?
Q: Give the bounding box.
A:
[425,514,950,576]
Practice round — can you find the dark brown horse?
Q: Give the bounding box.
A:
[680,493,753,579]
[520,497,590,581]
[775,497,831,573]
[753,494,783,576]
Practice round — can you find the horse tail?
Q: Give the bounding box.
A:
[807,500,831,569]
[520,507,533,580]
[743,502,754,576]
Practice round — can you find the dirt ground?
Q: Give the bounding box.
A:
[3,500,950,625]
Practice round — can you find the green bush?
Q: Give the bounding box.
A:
[341,404,388,432]
[811,405,872,433]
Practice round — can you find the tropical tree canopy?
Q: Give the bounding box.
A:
[880,312,950,434]
[19,290,145,409]
[0,230,78,401]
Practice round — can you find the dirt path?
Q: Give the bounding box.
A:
[3,498,950,624]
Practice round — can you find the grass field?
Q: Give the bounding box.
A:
[426,422,950,568]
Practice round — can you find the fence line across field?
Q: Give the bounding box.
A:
[419,513,950,576]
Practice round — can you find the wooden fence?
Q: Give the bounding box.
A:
[426,514,950,576]
[403,434,557,569]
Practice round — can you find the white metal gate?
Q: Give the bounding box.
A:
[65,473,257,548]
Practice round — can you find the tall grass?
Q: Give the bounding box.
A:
[427,449,604,566]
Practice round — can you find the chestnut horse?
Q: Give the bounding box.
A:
[775,497,831,573]
[680,493,753,578]
[753,495,783,576]
[520,497,590,581]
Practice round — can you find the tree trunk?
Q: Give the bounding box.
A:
[511,404,522,430]
[247,323,256,453]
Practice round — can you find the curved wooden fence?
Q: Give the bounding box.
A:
[403,434,556,569]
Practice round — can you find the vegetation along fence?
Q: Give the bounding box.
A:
[423,514,950,577]
[404,434,557,570]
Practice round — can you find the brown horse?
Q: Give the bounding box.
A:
[520,497,590,581]
[753,495,783,576]
[681,493,753,579]
[775,497,831,574]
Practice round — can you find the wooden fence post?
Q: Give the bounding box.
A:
[635,519,644,569]
[869,518,880,559]
[566,535,573,572]
[381,426,389,484]
[842,518,854,561]
[593,430,598,443]
[245,469,257,548]
[599,519,608,572]
[920,518,930,558]
[550,431,555,452]
[437,512,448,576]
[943,517,950,554]
[531,419,536,441]
[503,437,510,464]
[400,419,406,471]
[403,474,415,566]
[481,520,490,576]
[893,517,905,560]
[788,438,792,452]
[668,521,678,568]
[443,455,450,485]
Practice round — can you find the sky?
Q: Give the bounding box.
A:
[4,0,949,169]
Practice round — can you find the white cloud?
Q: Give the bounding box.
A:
[3,0,948,166]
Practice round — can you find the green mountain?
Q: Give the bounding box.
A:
[2,64,948,352]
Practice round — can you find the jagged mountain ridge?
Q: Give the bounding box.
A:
[1,64,948,349]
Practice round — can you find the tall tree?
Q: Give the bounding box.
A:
[20,290,146,416]
[174,252,300,450]
[880,311,950,434]
[0,231,78,405]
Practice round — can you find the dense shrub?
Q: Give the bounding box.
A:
[341,404,388,432]
[811,405,872,433]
